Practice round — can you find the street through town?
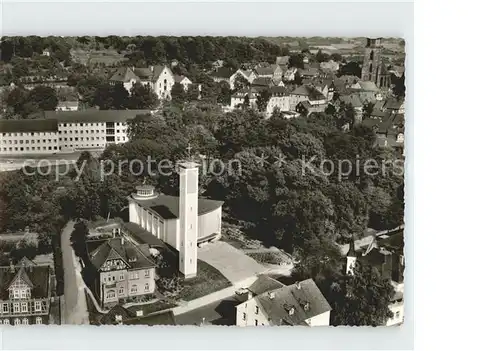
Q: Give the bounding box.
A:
[61,220,90,324]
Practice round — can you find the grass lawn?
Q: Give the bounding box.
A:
[247,251,292,265]
[125,311,176,326]
[127,300,177,315]
[177,260,231,301]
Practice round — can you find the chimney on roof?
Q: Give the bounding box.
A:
[121,236,124,246]
[9,260,15,273]
[132,66,135,72]
[150,66,154,72]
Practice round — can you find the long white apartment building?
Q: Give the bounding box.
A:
[0,110,150,156]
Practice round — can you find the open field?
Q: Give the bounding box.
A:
[71,49,128,66]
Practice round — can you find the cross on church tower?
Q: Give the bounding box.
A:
[186,143,192,160]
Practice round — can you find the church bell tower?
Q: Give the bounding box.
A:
[346,239,357,275]
[361,38,382,82]
[178,161,199,279]
[361,38,390,89]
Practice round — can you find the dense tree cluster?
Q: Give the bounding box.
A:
[1,85,58,118]
[0,97,403,324]
[1,36,72,64]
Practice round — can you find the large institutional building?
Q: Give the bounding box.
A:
[0,110,149,156]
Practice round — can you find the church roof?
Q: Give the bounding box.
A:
[122,222,169,250]
[130,194,223,220]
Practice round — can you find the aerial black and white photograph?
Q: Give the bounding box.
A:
[0,35,406,327]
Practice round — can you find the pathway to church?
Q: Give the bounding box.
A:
[197,241,267,284]
[61,220,90,325]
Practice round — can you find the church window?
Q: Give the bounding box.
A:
[370,50,374,60]
[369,63,373,73]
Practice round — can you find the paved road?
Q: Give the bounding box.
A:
[61,220,90,324]
[174,295,241,326]
[198,241,267,284]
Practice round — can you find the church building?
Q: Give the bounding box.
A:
[361,38,391,89]
[127,161,223,278]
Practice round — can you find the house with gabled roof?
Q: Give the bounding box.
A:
[211,67,238,89]
[290,84,327,110]
[0,262,52,325]
[254,64,283,81]
[343,229,405,326]
[235,276,331,326]
[174,75,193,92]
[235,69,257,84]
[87,236,157,308]
[110,65,176,99]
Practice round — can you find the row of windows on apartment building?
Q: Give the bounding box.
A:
[1,139,58,144]
[2,301,43,313]
[1,137,125,145]
[103,270,150,283]
[1,129,127,139]
[106,283,150,299]
[1,132,55,138]
[1,142,119,152]
[2,317,43,325]
[1,136,125,144]
[58,129,127,134]
[60,122,127,128]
